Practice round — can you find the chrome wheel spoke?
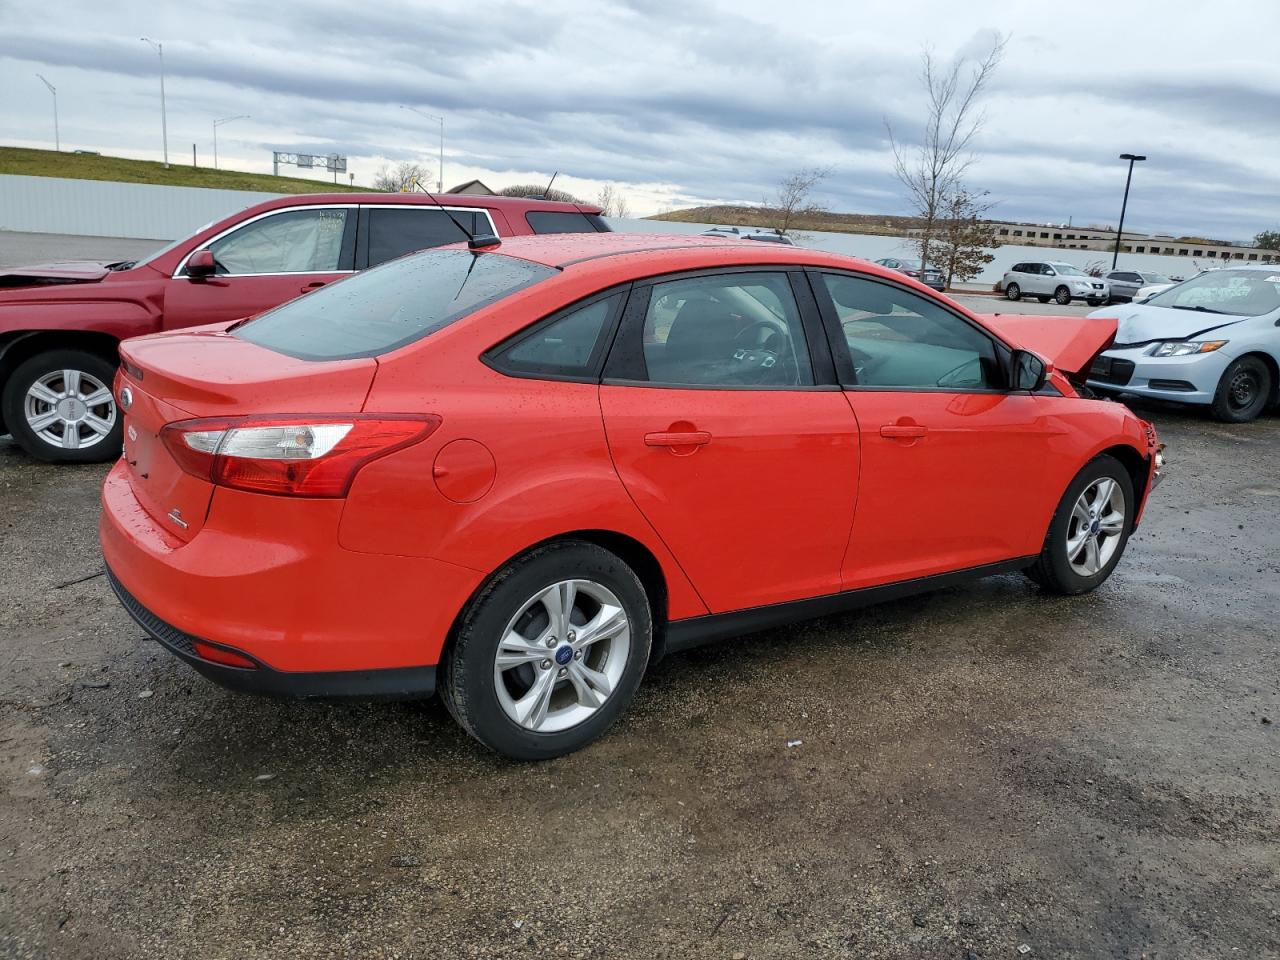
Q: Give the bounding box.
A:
[1098,512,1125,536]
[1082,536,1101,573]
[572,602,627,651]
[27,410,61,432]
[62,369,82,397]
[513,669,557,730]
[1066,530,1090,561]
[496,631,550,671]
[567,661,611,709]
[27,382,61,406]
[83,412,114,437]
[61,426,81,449]
[81,387,113,407]
[539,581,577,638]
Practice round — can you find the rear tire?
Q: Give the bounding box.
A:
[1,349,122,463]
[1209,355,1271,423]
[440,541,652,761]
[1026,455,1134,595]
[1054,286,1072,306]
[1005,283,1021,302]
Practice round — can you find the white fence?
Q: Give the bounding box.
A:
[0,174,286,240]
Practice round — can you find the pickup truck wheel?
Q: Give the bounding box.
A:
[1,350,122,463]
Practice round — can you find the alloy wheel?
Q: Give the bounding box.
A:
[23,369,117,451]
[493,579,631,733]
[1065,477,1126,576]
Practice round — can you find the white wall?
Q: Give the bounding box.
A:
[0,174,285,240]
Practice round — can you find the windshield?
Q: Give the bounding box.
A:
[234,249,557,360]
[1145,269,1280,317]
[129,221,216,270]
[1140,273,1170,284]
[1051,264,1086,276]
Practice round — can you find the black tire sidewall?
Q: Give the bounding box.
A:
[2,349,122,463]
[440,541,652,761]
[1006,284,1021,301]
[1211,356,1271,423]
[1035,455,1135,595]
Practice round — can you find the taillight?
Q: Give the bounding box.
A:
[160,415,440,497]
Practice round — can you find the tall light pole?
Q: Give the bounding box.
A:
[35,74,59,152]
[399,105,444,193]
[213,114,248,170]
[140,37,169,168]
[1112,153,1146,269]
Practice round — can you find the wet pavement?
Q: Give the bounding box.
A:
[0,400,1277,959]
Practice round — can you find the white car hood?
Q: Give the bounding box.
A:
[1088,302,1247,345]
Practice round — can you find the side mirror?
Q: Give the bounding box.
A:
[1011,350,1047,391]
[186,249,216,278]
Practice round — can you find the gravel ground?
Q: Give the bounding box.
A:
[1,395,1278,957]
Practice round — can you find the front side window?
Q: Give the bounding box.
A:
[638,272,814,387]
[1146,269,1280,316]
[234,249,556,360]
[820,274,999,390]
[207,208,349,275]
[365,208,488,267]
[491,295,620,378]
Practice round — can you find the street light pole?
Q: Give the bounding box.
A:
[35,74,59,152]
[213,115,249,170]
[140,37,169,169]
[1112,153,1146,269]
[399,105,445,192]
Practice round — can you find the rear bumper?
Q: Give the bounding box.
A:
[107,567,437,699]
[99,460,485,675]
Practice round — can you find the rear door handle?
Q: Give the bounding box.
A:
[300,281,327,292]
[880,424,927,439]
[644,431,712,448]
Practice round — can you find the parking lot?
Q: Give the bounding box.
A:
[1,396,1277,959]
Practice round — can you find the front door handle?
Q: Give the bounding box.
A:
[880,424,927,439]
[644,431,712,448]
[300,281,327,293]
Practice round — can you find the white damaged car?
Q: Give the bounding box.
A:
[1087,265,1280,422]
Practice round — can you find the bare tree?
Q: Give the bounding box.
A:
[934,187,998,288]
[498,184,585,203]
[889,36,1006,271]
[373,161,431,193]
[765,167,832,237]
[596,183,631,218]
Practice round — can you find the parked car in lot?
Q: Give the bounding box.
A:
[1104,269,1172,303]
[1002,261,1110,306]
[874,257,945,291]
[700,227,796,245]
[101,233,1163,760]
[0,193,609,463]
[1087,265,1280,422]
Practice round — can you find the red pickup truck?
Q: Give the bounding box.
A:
[0,192,609,462]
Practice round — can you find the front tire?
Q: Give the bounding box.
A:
[1005,283,1021,302]
[1026,455,1134,595]
[1,349,122,463]
[1054,286,1072,306]
[1210,355,1271,423]
[440,541,652,760]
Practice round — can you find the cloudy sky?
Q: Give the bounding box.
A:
[2,0,1279,240]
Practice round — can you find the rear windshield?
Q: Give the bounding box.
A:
[526,211,610,234]
[234,249,557,360]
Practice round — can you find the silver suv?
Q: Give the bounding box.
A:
[1002,261,1109,306]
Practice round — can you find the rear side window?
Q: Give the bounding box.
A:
[488,294,621,379]
[363,207,490,267]
[526,211,610,234]
[234,249,556,361]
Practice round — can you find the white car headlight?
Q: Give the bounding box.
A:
[1151,340,1228,357]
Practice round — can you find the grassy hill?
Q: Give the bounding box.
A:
[0,146,371,194]
[651,204,924,237]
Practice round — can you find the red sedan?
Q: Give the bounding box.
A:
[100,234,1164,759]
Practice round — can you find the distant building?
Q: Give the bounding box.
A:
[445,179,496,196]
[945,219,1279,263]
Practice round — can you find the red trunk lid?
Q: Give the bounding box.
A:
[116,328,376,541]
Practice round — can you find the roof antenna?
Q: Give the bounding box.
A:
[414,176,501,251]
[540,171,558,200]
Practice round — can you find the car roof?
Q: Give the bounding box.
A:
[451,232,902,285]
[238,192,603,216]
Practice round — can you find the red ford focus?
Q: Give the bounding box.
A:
[101,233,1164,759]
